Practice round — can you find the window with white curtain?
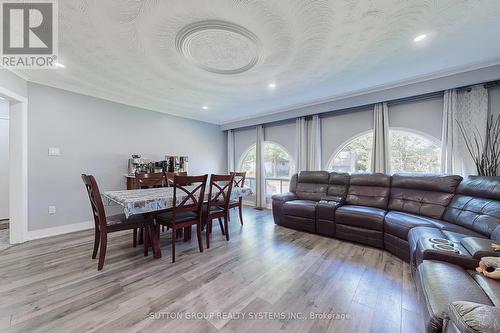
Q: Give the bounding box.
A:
[328,132,373,173]
[389,129,441,173]
[238,142,295,205]
[327,129,441,174]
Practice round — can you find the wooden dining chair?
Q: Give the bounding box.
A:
[165,171,188,187]
[204,174,235,248]
[155,174,208,263]
[133,172,168,245]
[228,172,246,225]
[81,174,154,271]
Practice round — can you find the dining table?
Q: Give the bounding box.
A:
[102,186,253,259]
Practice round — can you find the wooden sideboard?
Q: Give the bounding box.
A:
[125,172,188,190]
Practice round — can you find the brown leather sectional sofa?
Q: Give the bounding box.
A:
[272,171,500,333]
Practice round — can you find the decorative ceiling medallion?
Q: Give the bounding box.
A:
[175,20,260,75]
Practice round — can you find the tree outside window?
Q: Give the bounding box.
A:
[390,129,441,173]
[239,142,295,205]
[329,132,373,173]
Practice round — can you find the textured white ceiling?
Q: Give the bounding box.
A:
[15,0,500,124]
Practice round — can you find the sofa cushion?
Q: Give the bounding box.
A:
[385,211,443,240]
[441,229,484,243]
[335,205,386,231]
[447,301,500,333]
[389,173,461,219]
[295,171,329,201]
[469,271,500,306]
[345,173,391,209]
[416,260,493,333]
[444,176,500,240]
[282,200,317,219]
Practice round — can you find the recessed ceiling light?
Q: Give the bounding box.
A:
[268,82,277,89]
[413,34,427,42]
[202,106,209,110]
[54,62,65,68]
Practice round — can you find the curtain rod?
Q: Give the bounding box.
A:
[230,80,500,132]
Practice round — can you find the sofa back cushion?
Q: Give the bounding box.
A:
[295,171,329,201]
[389,173,462,219]
[444,176,500,240]
[346,173,391,209]
[325,172,350,201]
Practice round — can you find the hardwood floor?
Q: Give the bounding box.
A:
[0,228,9,252]
[0,208,424,333]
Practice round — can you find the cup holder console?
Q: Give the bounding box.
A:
[429,238,452,245]
[428,238,461,254]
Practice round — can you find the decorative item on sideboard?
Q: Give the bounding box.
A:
[458,113,500,176]
[125,154,189,189]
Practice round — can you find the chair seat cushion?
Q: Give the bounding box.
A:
[202,203,225,216]
[107,213,151,227]
[282,200,317,219]
[228,200,239,207]
[385,211,444,240]
[335,205,386,231]
[156,211,198,224]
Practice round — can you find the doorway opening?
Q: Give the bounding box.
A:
[0,86,28,246]
[0,97,9,250]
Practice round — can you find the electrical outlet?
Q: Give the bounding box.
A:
[48,147,61,156]
[48,206,56,215]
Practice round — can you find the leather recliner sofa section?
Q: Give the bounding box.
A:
[279,171,329,233]
[384,173,463,262]
[409,176,500,272]
[335,173,391,248]
[272,171,500,333]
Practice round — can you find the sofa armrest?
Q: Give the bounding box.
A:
[272,192,298,202]
[461,237,500,260]
[271,192,297,225]
[445,301,500,333]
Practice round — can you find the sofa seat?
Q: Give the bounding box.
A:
[335,205,386,231]
[282,200,317,219]
[335,205,386,248]
[384,211,445,240]
[416,260,494,333]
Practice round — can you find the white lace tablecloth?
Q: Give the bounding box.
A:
[102,186,252,217]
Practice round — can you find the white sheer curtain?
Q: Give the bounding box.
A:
[227,129,235,173]
[296,117,307,171]
[308,115,322,170]
[441,85,488,176]
[255,125,266,208]
[371,102,390,173]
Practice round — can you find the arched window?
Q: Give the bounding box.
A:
[328,132,373,173]
[238,142,295,205]
[390,129,441,173]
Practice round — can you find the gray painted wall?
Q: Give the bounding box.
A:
[388,96,443,141]
[27,83,226,231]
[0,70,27,98]
[0,100,9,220]
[233,97,444,172]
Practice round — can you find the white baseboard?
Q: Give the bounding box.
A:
[27,221,94,241]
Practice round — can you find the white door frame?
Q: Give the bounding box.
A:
[0,86,28,244]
